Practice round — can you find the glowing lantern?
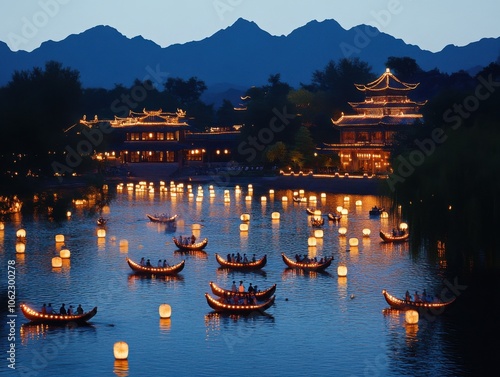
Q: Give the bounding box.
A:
[320,193,326,198]
[240,223,249,232]
[338,227,347,235]
[60,249,71,259]
[192,224,201,230]
[299,189,304,195]
[188,193,194,198]
[344,196,350,201]
[349,238,359,247]
[102,206,110,214]
[16,229,26,238]
[362,228,371,236]
[269,189,274,194]
[337,265,348,277]
[0,223,4,230]
[55,234,65,243]
[380,211,389,218]
[271,212,280,220]
[240,214,250,222]
[261,196,267,202]
[97,229,106,238]
[341,208,348,215]
[245,195,252,201]
[159,304,172,319]
[66,211,72,218]
[196,196,203,202]
[336,206,343,213]
[51,257,63,268]
[314,229,324,238]
[113,341,129,360]
[281,196,288,202]
[355,200,362,206]
[309,195,317,202]
[405,310,419,324]
[308,237,317,247]
[399,222,408,231]
[293,191,298,197]
[313,210,322,216]
[15,242,25,253]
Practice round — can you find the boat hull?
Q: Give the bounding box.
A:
[382,289,455,311]
[215,253,267,270]
[205,293,275,314]
[209,281,276,301]
[281,253,333,272]
[126,258,185,275]
[173,237,208,251]
[20,304,97,324]
[379,231,409,242]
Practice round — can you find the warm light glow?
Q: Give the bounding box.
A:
[224,197,230,203]
[314,229,324,238]
[271,212,280,220]
[97,229,106,238]
[281,196,288,202]
[349,238,359,247]
[308,237,317,247]
[344,196,350,201]
[336,206,343,213]
[192,224,201,230]
[55,234,65,243]
[245,195,252,201]
[51,257,63,268]
[320,193,326,198]
[240,214,250,222]
[16,229,26,238]
[240,223,249,232]
[355,200,362,206]
[309,196,317,202]
[15,242,25,253]
[362,228,371,236]
[60,249,71,259]
[341,208,348,215]
[159,304,172,319]
[337,265,348,277]
[196,196,203,202]
[269,189,274,194]
[0,223,4,230]
[66,211,72,217]
[380,211,389,218]
[113,341,129,360]
[405,310,419,324]
[399,222,408,230]
[338,227,347,235]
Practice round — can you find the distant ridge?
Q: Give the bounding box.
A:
[0,18,499,92]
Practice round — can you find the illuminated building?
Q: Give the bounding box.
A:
[321,68,426,174]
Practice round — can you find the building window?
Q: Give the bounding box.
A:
[166,132,175,141]
[372,131,383,143]
[356,132,369,142]
[157,132,165,141]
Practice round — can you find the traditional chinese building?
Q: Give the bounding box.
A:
[321,68,426,174]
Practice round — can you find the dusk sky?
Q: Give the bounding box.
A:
[1,0,499,53]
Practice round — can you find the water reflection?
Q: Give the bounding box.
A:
[113,359,129,377]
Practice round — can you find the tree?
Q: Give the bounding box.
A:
[265,142,287,167]
[164,77,207,106]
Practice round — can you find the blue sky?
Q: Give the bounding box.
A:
[1,0,499,52]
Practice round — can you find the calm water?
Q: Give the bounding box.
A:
[1,182,466,377]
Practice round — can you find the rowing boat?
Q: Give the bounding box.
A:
[205,293,275,314]
[172,237,208,251]
[379,231,409,242]
[20,303,97,324]
[281,253,333,272]
[215,253,267,270]
[381,289,456,311]
[147,214,178,223]
[209,281,276,301]
[126,257,185,275]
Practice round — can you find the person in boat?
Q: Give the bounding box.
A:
[162,259,169,267]
[227,253,231,262]
[414,291,421,302]
[178,235,183,244]
[254,285,259,293]
[231,281,237,292]
[243,254,248,263]
[67,305,74,315]
[157,259,162,267]
[140,257,146,266]
[238,281,245,293]
[250,292,258,305]
[41,303,47,314]
[76,304,84,315]
[248,283,254,293]
[405,290,411,301]
[252,254,256,262]
[146,259,152,267]
[190,234,196,244]
[46,303,53,314]
[59,303,67,315]
[392,228,397,236]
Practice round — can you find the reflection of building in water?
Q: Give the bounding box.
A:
[320,68,427,174]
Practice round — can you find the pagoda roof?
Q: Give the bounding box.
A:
[355,68,419,93]
[349,100,427,109]
[332,114,423,127]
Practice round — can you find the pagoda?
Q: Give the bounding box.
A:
[323,68,426,174]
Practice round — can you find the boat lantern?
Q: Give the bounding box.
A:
[336,206,343,213]
[55,234,65,243]
[349,238,359,247]
[314,229,324,238]
[362,228,371,237]
[341,208,348,215]
[269,189,274,194]
[309,195,317,202]
[60,249,71,259]
[16,229,26,238]
[159,304,172,319]
[338,227,347,235]
[380,211,389,218]
[307,237,317,247]
[355,200,362,206]
[399,222,408,231]
[281,196,288,202]
[97,229,106,238]
[313,210,322,216]
[51,257,63,268]
[240,214,250,222]
[240,223,249,232]
[261,196,267,202]
[271,212,280,220]
[337,265,348,277]
[113,341,129,360]
[405,310,419,325]
[15,242,25,254]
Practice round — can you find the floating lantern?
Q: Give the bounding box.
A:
[15,242,25,253]
[55,234,65,243]
[16,229,26,238]
[97,229,106,238]
[349,238,359,247]
[269,189,274,194]
[405,310,419,325]
[338,227,347,235]
[337,265,348,277]
[314,229,324,238]
[309,195,317,202]
[341,208,348,215]
[113,341,129,360]
[224,197,230,203]
[66,211,72,218]
[240,214,250,222]
[320,193,326,198]
[293,191,298,197]
[188,192,194,198]
[299,189,304,195]
[60,249,71,259]
[307,237,317,247]
[261,196,267,202]
[102,206,110,214]
[271,212,280,220]
[0,223,4,230]
[344,196,350,201]
[355,200,362,206]
[362,228,371,236]
[380,211,389,218]
[51,257,63,268]
[239,223,249,232]
[281,196,288,202]
[159,304,172,319]
[336,206,343,213]
[313,210,322,216]
[196,196,203,202]
[245,195,252,201]
[399,222,408,231]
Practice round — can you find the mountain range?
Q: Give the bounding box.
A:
[1,18,499,101]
